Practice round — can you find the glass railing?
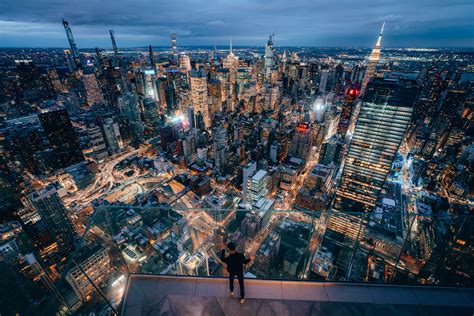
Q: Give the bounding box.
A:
[18,205,474,314]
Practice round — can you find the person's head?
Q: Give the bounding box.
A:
[227,242,236,253]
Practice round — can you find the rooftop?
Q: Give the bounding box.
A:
[121,275,474,315]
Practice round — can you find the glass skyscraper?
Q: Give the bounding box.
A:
[335,77,420,213]
[320,77,420,277]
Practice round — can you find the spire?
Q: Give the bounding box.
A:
[230,38,233,54]
[375,22,385,47]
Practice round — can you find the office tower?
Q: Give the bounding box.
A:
[101,118,123,154]
[142,98,161,133]
[247,169,270,206]
[335,77,419,212]
[171,33,178,62]
[65,244,111,301]
[360,22,385,95]
[39,108,84,169]
[264,34,275,80]
[208,79,222,115]
[190,69,210,128]
[319,78,419,278]
[14,60,50,101]
[109,29,119,57]
[213,125,228,174]
[28,185,76,253]
[87,124,108,161]
[319,134,343,165]
[337,86,359,136]
[82,73,104,106]
[62,19,80,67]
[242,161,257,206]
[288,122,312,160]
[319,69,329,94]
[98,66,123,107]
[254,232,280,277]
[135,68,159,101]
[149,45,156,70]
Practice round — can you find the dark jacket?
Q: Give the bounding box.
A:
[220,249,251,275]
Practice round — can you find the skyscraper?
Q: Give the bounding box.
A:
[109,29,119,57]
[190,69,210,128]
[39,108,84,169]
[242,161,257,206]
[264,34,275,80]
[62,19,80,67]
[360,22,385,96]
[171,33,178,62]
[288,122,312,160]
[335,77,419,212]
[82,73,104,106]
[29,185,76,253]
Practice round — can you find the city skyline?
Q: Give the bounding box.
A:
[1,0,474,48]
[0,3,472,314]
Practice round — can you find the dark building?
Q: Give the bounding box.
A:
[39,108,84,169]
[28,185,76,254]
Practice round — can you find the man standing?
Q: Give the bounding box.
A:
[220,241,251,303]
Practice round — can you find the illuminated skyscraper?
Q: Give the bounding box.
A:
[360,22,385,95]
[62,19,80,66]
[190,69,210,128]
[264,34,275,80]
[335,77,419,212]
[82,73,104,106]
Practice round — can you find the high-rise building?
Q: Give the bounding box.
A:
[288,122,312,160]
[319,134,343,166]
[247,169,270,206]
[38,108,84,169]
[213,125,228,174]
[242,161,257,206]
[135,68,158,101]
[65,243,111,301]
[86,124,108,161]
[101,118,123,154]
[82,73,104,106]
[208,79,222,115]
[171,33,178,62]
[337,86,359,136]
[360,22,385,95]
[109,29,119,57]
[190,69,210,128]
[335,77,419,212]
[28,185,76,253]
[264,34,275,80]
[62,19,80,67]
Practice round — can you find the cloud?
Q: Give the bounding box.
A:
[0,0,472,47]
[207,20,225,26]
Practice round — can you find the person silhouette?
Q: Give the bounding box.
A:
[220,241,251,303]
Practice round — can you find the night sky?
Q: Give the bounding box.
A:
[0,0,473,48]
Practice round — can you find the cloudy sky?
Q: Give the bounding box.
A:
[0,0,473,48]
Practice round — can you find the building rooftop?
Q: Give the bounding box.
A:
[121,275,474,315]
